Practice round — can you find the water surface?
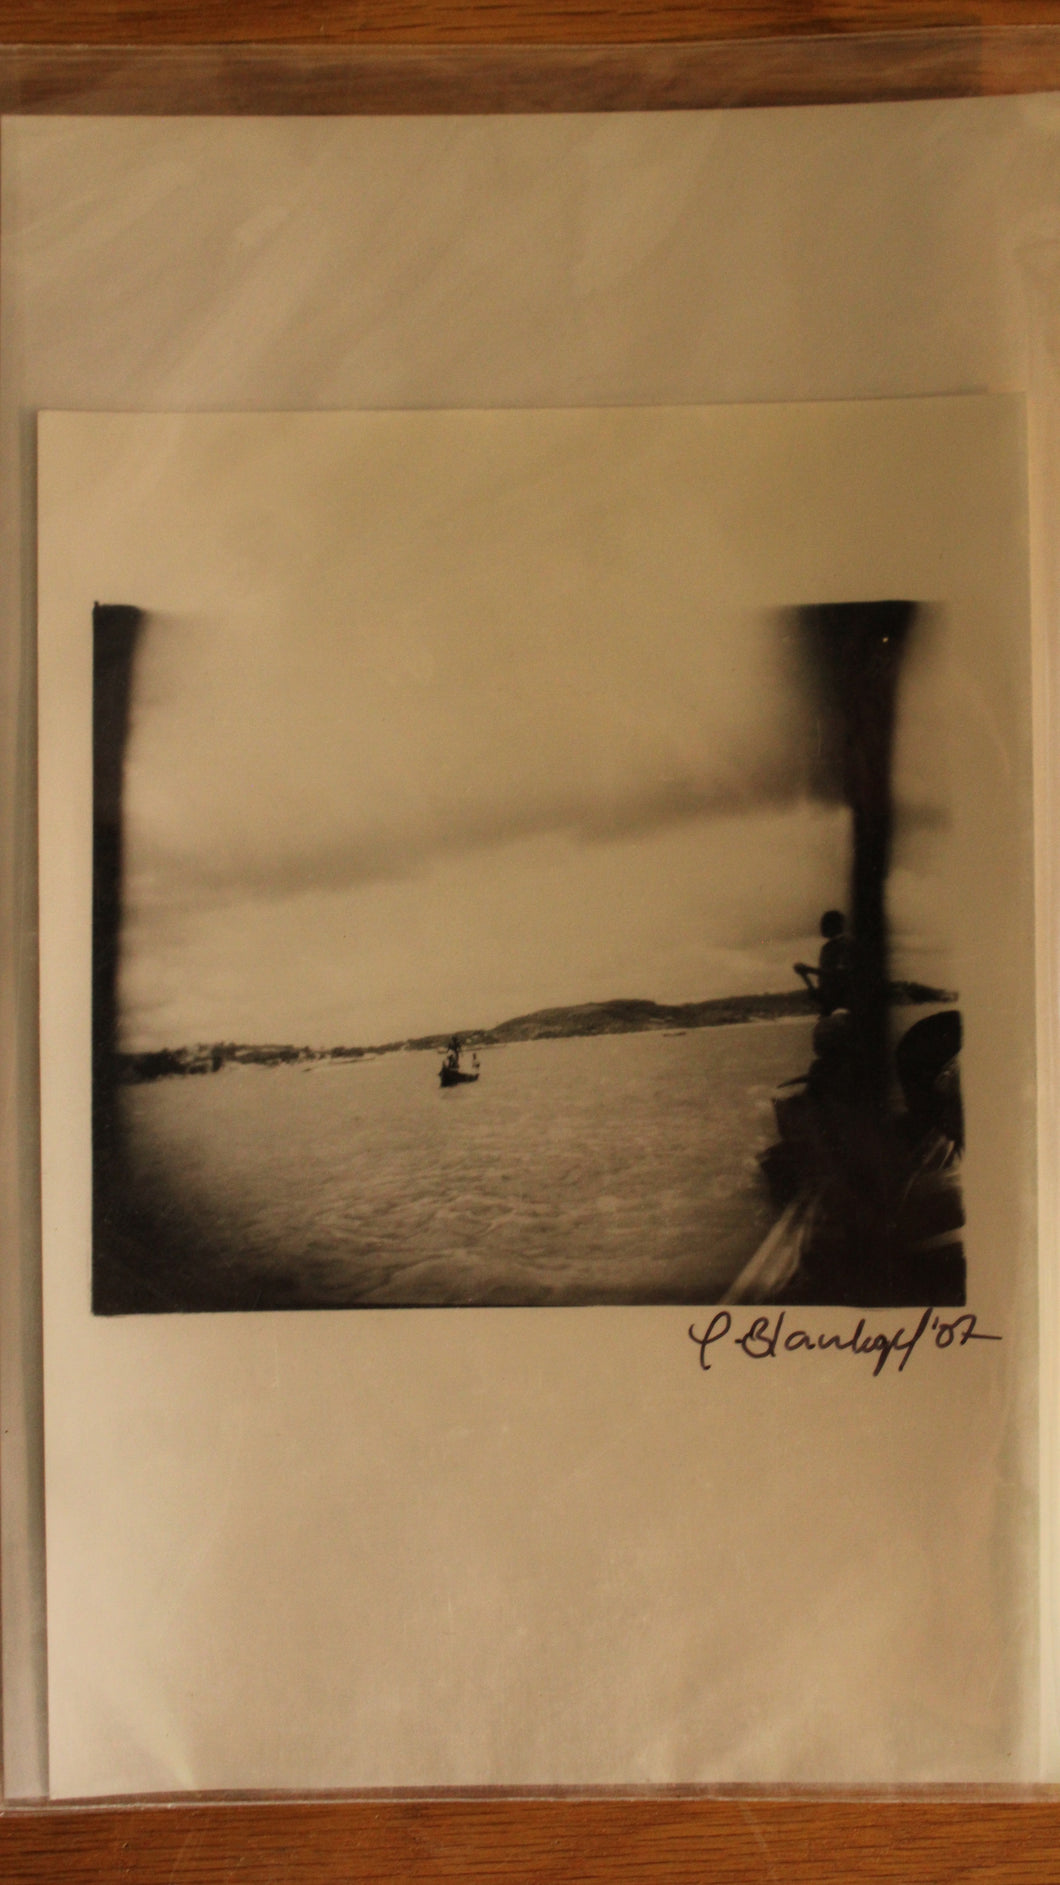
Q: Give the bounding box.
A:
[121,1020,815,1308]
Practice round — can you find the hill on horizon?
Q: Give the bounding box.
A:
[117,981,957,1081]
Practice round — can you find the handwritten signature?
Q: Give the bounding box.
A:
[688,1308,1001,1378]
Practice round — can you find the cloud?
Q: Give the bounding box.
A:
[125,736,835,912]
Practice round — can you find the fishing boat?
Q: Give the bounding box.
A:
[439,1063,479,1087]
[439,1039,480,1088]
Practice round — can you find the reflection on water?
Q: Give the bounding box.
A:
[121,1021,816,1308]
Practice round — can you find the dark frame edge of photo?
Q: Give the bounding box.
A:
[4,17,1060,1885]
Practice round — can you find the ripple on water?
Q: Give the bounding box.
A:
[121,1021,816,1307]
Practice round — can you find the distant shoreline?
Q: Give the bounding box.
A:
[116,983,956,1084]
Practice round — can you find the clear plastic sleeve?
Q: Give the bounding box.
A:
[2,30,1059,1822]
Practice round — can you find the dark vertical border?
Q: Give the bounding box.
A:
[90,604,143,1315]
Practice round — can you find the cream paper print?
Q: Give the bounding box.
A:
[37,395,1036,1792]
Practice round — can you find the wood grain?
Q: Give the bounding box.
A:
[0,38,994,112]
[0,0,1059,44]
[4,1,1060,1880]
[4,23,1060,113]
[5,1797,1060,1881]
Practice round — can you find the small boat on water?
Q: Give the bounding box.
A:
[439,1063,479,1087]
[439,1037,480,1089]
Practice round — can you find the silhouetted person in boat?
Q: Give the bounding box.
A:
[794,909,852,1016]
[444,1034,461,1071]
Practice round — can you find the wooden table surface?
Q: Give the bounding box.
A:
[3,2,1060,1878]
[0,0,1058,41]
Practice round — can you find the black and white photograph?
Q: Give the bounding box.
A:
[27,109,1040,1805]
[39,406,977,1315]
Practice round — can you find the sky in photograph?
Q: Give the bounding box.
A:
[41,409,955,1049]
